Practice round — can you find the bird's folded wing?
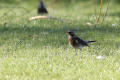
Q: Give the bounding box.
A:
[74,37,88,46]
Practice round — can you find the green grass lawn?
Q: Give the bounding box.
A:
[0,1,120,80]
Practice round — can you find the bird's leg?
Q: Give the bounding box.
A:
[79,47,82,56]
[75,48,77,56]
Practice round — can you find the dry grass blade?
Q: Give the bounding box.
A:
[96,0,103,24]
[101,0,110,25]
[29,16,49,21]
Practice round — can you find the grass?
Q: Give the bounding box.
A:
[0,1,120,80]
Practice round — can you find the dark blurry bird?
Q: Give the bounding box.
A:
[66,30,96,55]
[37,0,48,14]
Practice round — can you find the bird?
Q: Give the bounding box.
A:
[66,30,96,55]
[37,0,48,14]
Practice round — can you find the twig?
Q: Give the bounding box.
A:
[96,0,103,24]
[29,15,66,23]
[101,0,110,25]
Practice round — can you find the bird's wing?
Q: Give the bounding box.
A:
[74,37,88,46]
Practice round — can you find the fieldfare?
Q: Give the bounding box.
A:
[37,0,48,14]
[66,30,96,55]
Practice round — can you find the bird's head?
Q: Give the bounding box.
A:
[66,30,75,36]
[39,0,44,7]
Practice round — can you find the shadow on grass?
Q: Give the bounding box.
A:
[0,22,120,56]
[0,24,119,35]
[0,23,119,45]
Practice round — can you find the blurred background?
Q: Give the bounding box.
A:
[0,0,119,25]
[0,0,120,3]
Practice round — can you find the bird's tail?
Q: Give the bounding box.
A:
[87,41,96,43]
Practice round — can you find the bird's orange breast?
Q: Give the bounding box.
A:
[68,36,75,47]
